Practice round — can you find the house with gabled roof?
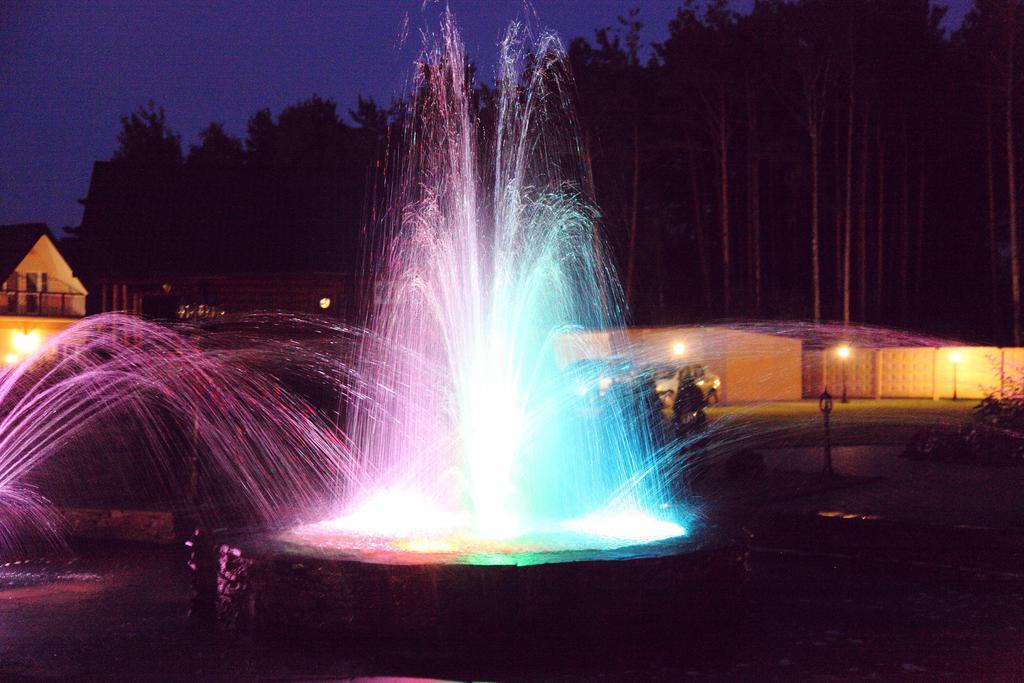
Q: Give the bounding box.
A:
[0,223,88,364]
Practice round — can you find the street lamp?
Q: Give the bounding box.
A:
[836,344,851,404]
[819,389,834,475]
[672,341,686,357]
[950,351,962,401]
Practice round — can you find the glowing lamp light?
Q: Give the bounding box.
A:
[3,353,17,365]
[672,341,686,357]
[12,330,40,355]
[836,344,852,403]
[319,297,332,309]
[949,351,963,364]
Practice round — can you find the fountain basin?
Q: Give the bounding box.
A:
[189,525,749,643]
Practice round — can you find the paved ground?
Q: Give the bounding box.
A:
[694,444,1024,529]
[706,398,974,447]
[3,411,1023,680]
[1,534,1021,680]
[3,442,1024,681]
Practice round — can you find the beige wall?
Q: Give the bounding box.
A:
[562,327,1024,403]
[554,329,614,366]
[559,326,803,404]
[718,330,802,403]
[878,348,936,398]
[803,346,879,398]
[13,235,87,295]
[932,347,1002,399]
[1003,348,1024,387]
[805,346,1010,400]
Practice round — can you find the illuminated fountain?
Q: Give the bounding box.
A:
[0,313,353,554]
[0,12,747,641]
[191,15,746,640]
[281,15,684,557]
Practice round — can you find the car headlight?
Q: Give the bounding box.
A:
[713,379,720,388]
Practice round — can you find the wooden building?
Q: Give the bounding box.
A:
[95,271,362,320]
[0,223,88,363]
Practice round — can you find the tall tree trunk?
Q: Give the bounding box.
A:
[747,87,762,314]
[843,75,855,325]
[987,75,1000,340]
[656,214,667,322]
[858,108,869,322]
[718,102,731,316]
[1008,5,1021,346]
[914,166,926,318]
[625,124,640,312]
[899,121,910,323]
[811,124,822,322]
[687,135,713,313]
[875,127,885,319]
[797,58,830,323]
[833,100,843,315]
[582,126,612,317]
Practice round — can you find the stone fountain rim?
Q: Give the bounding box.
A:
[214,522,744,568]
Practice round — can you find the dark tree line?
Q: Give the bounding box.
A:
[569,0,1024,344]
[71,96,394,277]
[571,0,955,334]
[68,1,1024,343]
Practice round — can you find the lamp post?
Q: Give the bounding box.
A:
[819,390,834,475]
[950,351,962,401]
[836,345,851,404]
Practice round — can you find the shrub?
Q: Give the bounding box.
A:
[903,424,1024,465]
[974,367,1024,430]
[904,370,1024,465]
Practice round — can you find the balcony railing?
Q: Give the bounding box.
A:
[2,291,85,318]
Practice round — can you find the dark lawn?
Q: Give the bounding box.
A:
[703,399,975,447]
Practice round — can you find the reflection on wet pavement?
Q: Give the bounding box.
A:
[0,540,1021,680]
[1,557,102,587]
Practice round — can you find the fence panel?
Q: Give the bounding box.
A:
[878,348,935,398]
[801,349,825,398]
[822,348,877,398]
[933,346,1001,400]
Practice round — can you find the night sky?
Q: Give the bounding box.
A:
[1,0,972,232]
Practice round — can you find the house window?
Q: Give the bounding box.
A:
[24,272,45,314]
[25,272,46,292]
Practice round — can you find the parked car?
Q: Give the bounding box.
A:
[564,358,635,401]
[653,363,721,406]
